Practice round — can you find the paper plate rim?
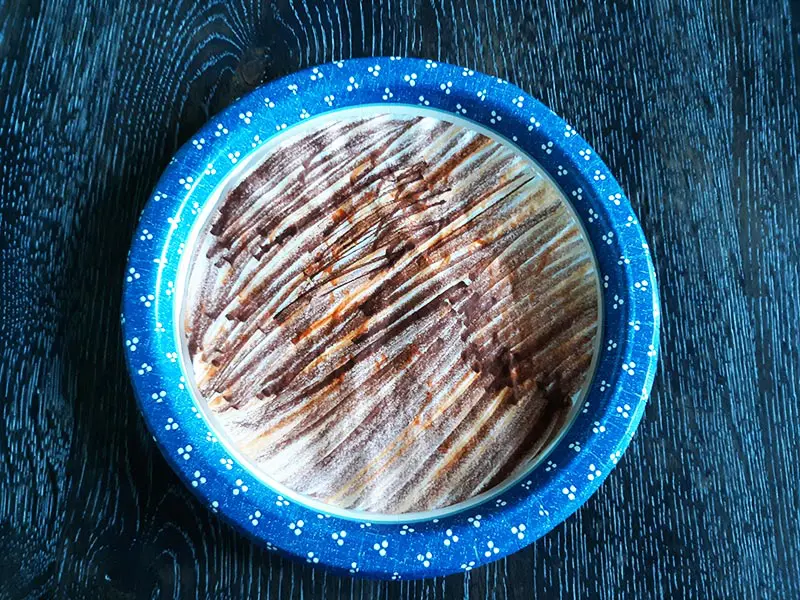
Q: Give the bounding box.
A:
[122,57,660,579]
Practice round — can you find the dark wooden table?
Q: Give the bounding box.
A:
[2,0,799,598]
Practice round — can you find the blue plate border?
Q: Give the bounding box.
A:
[122,57,660,580]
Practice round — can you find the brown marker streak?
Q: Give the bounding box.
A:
[184,112,599,513]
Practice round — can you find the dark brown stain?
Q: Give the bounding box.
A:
[184,112,599,513]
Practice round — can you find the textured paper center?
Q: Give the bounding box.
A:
[184,111,599,513]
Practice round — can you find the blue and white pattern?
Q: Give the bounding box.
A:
[122,58,660,579]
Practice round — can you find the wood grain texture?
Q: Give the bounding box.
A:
[0,0,798,598]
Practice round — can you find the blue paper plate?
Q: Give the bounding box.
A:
[122,57,660,579]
